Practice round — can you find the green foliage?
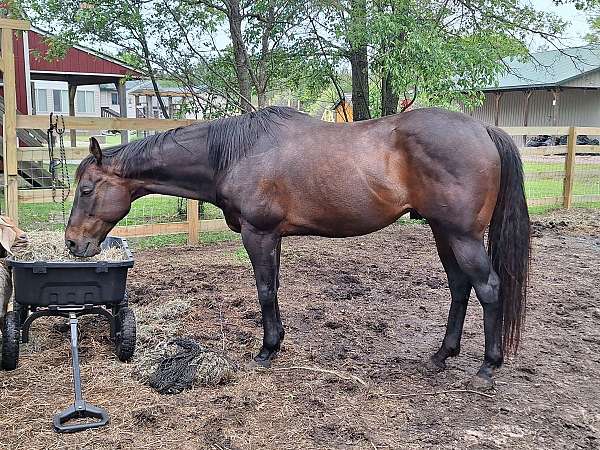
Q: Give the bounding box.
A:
[585,0,600,42]
[307,0,569,116]
[15,0,578,117]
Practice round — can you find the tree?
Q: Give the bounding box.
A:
[16,0,329,115]
[584,1,600,42]
[160,0,312,111]
[306,0,570,119]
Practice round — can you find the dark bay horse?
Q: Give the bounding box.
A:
[65,107,530,387]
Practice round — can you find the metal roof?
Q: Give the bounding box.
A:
[483,45,600,91]
[30,27,141,74]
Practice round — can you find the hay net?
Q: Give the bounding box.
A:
[148,338,237,395]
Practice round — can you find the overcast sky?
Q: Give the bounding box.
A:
[532,0,591,48]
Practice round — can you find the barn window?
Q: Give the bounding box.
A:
[52,89,68,112]
[77,91,96,113]
[35,89,48,113]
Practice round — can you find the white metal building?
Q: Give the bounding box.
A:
[464,45,600,128]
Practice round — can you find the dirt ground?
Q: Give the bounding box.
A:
[1,209,599,449]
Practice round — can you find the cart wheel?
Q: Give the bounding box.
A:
[1,311,20,370]
[112,292,129,316]
[115,307,136,362]
[13,302,28,326]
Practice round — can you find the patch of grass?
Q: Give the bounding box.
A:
[201,203,225,220]
[523,161,565,173]
[128,233,188,250]
[528,205,562,216]
[522,159,600,202]
[127,230,240,251]
[201,230,240,244]
[16,195,226,231]
[128,230,240,251]
[233,246,250,264]
[528,202,600,216]
[396,218,427,225]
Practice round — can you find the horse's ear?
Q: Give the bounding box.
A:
[89,137,102,165]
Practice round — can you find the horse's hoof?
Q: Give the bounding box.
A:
[424,356,446,372]
[247,358,271,370]
[247,360,270,370]
[467,374,495,391]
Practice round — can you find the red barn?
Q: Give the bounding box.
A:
[2,26,141,146]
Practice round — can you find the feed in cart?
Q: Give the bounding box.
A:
[11,231,127,262]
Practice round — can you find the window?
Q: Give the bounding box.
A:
[76,91,95,113]
[35,89,48,113]
[111,92,119,105]
[52,89,68,112]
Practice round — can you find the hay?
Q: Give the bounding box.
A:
[11,231,127,262]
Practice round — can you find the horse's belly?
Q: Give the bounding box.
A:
[283,180,410,237]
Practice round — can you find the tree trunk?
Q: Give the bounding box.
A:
[257,91,267,108]
[140,35,170,119]
[348,0,370,121]
[228,0,254,113]
[381,71,399,116]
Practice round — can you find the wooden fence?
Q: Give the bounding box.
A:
[8,114,230,243]
[2,19,599,245]
[502,126,600,208]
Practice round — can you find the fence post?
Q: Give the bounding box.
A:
[187,199,199,244]
[2,27,19,223]
[563,126,577,209]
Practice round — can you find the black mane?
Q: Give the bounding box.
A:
[76,106,303,179]
[207,106,301,170]
[76,128,183,180]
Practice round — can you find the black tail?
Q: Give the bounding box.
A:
[486,126,530,356]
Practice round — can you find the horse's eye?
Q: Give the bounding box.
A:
[80,186,94,196]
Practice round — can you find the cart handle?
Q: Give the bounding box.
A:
[53,401,109,433]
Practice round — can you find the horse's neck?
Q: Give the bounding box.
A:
[132,124,217,203]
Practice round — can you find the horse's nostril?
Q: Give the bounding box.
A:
[66,239,76,250]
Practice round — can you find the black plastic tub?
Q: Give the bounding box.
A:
[6,236,134,307]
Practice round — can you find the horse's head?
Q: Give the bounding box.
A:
[65,138,133,256]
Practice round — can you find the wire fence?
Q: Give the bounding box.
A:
[520,147,567,209]
[572,154,600,204]
[10,135,228,234]
[6,115,229,241]
[503,127,600,210]
[3,121,599,240]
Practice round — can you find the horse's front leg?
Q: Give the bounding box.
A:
[241,225,284,367]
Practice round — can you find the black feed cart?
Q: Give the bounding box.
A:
[1,236,136,433]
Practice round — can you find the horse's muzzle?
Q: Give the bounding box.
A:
[66,239,100,257]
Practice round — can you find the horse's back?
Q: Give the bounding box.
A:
[220,108,501,237]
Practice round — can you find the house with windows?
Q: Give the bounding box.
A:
[32,80,100,117]
[100,80,201,120]
[0,26,141,148]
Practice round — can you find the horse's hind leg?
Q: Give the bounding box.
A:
[448,233,503,387]
[429,225,472,370]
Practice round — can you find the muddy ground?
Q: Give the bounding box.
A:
[1,209,599,449]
